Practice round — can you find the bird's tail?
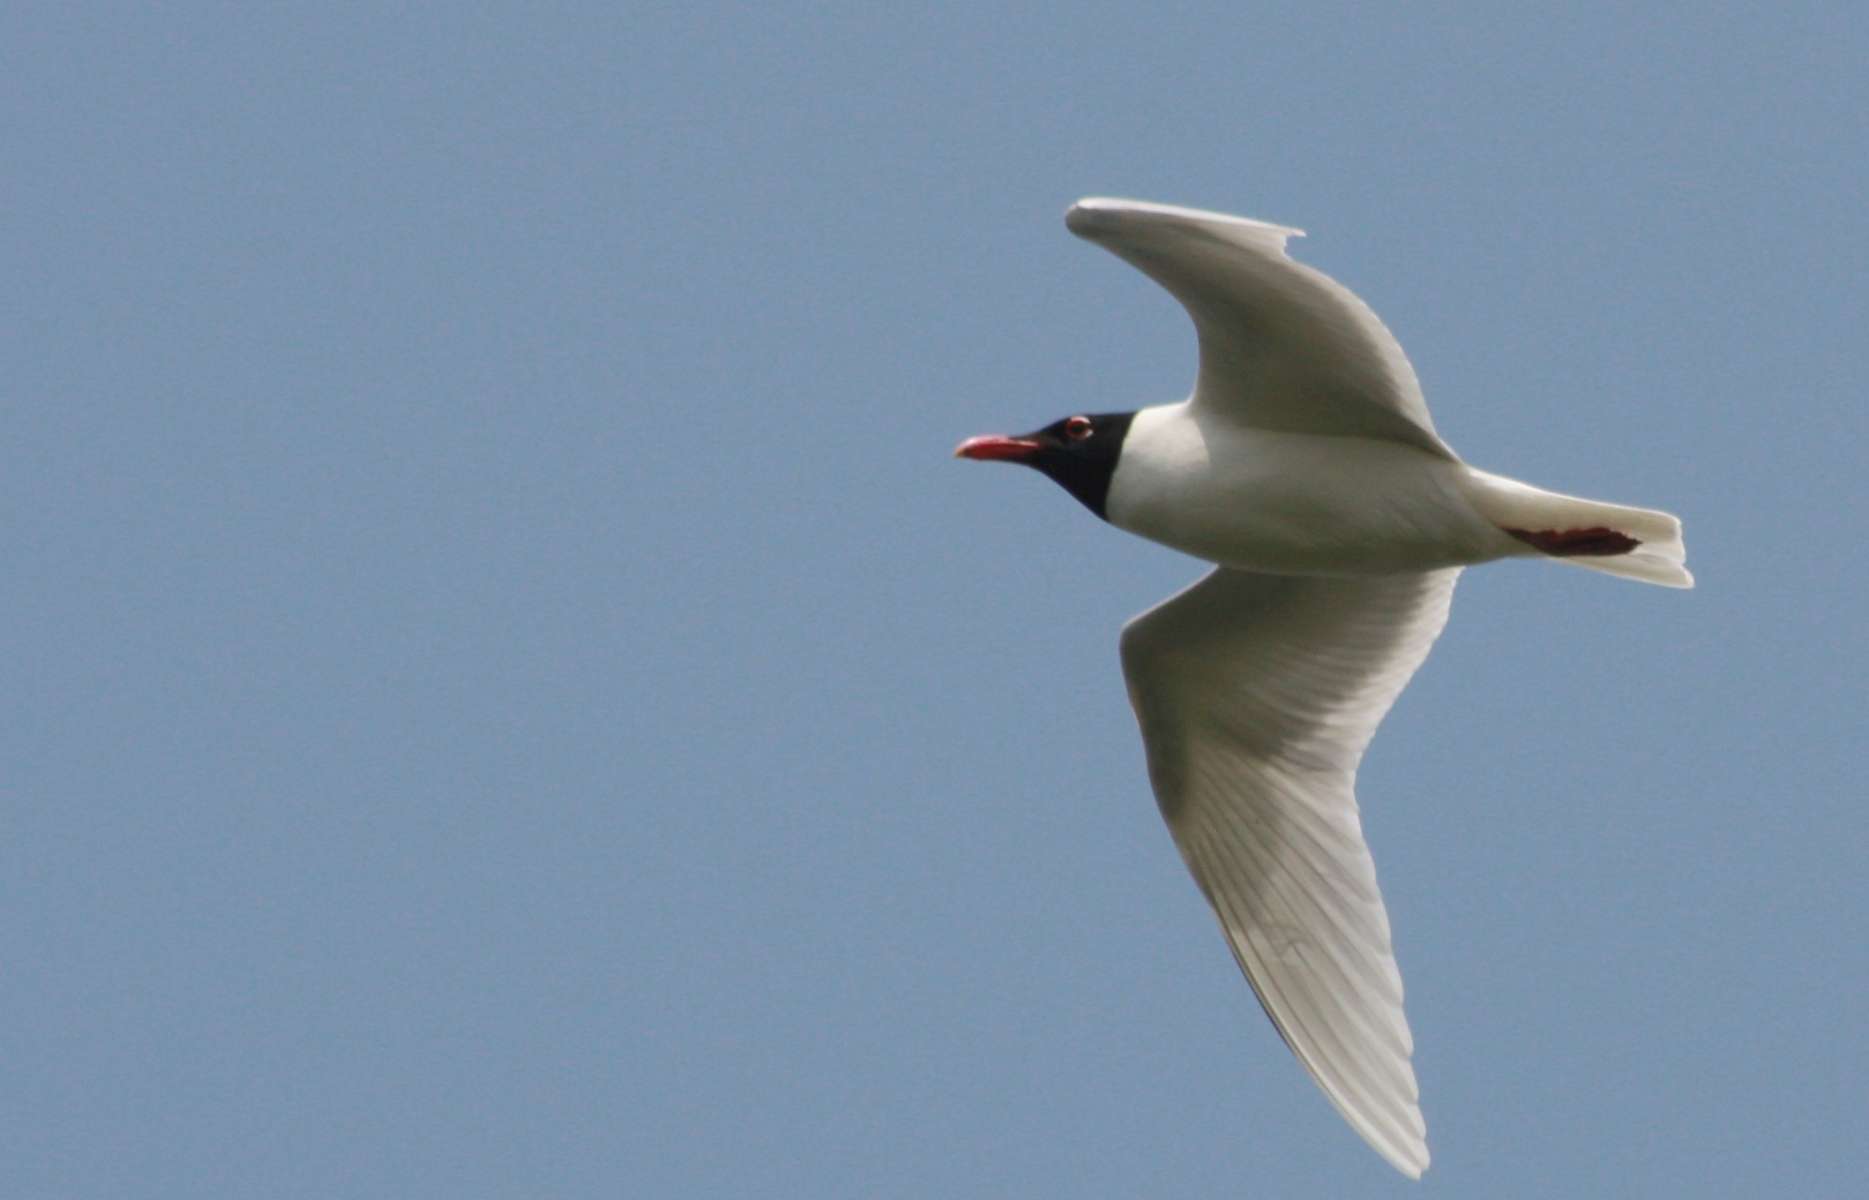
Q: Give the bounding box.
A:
[1461,468,1692,588]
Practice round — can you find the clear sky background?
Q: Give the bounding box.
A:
[6,4,1865,1197]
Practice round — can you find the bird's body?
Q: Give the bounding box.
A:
[1109,407,1511,575]
[957,198,1690,1179]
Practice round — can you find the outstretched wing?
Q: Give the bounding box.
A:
[1066,197,1455,459]
[1119,566,1461,1178]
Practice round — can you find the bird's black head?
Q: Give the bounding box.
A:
[955,411,1137,520]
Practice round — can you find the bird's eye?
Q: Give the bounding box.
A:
[1064,415,1094,441]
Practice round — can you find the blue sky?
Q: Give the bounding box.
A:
[6,4,1865,1196]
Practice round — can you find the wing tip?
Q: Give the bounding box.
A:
[1063,196,1130,240]
[1326,1074,1430,1178]
[1360,1107,1430,1178]
[1064,196,1305,242]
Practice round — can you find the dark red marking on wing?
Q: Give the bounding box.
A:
[1504,526,1641,556]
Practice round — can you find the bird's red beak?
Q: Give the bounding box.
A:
[954,434,1041,462]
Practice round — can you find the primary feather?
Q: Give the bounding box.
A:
[1121,567,1457,1179]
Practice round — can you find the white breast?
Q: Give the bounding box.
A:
[1106,403,1508,575]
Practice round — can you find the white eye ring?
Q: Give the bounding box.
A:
[1064,416,1094,441]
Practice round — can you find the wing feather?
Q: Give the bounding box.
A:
[1066,197,1456,459]
[1119,566,1459,1178]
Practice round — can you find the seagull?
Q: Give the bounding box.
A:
[956,198,1690,1179]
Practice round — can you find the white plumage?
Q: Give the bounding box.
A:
[958,198,1692,1178]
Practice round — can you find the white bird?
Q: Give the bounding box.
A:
[956,198,1690,1179]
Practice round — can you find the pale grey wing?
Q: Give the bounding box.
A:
[1065,197,1455,459]
[1119,566,1460,1179]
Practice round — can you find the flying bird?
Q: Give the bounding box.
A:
[956,198,1690,1178]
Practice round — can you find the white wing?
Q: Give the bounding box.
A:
[1119,566,1460,1178]
[1066,198,1455,460]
